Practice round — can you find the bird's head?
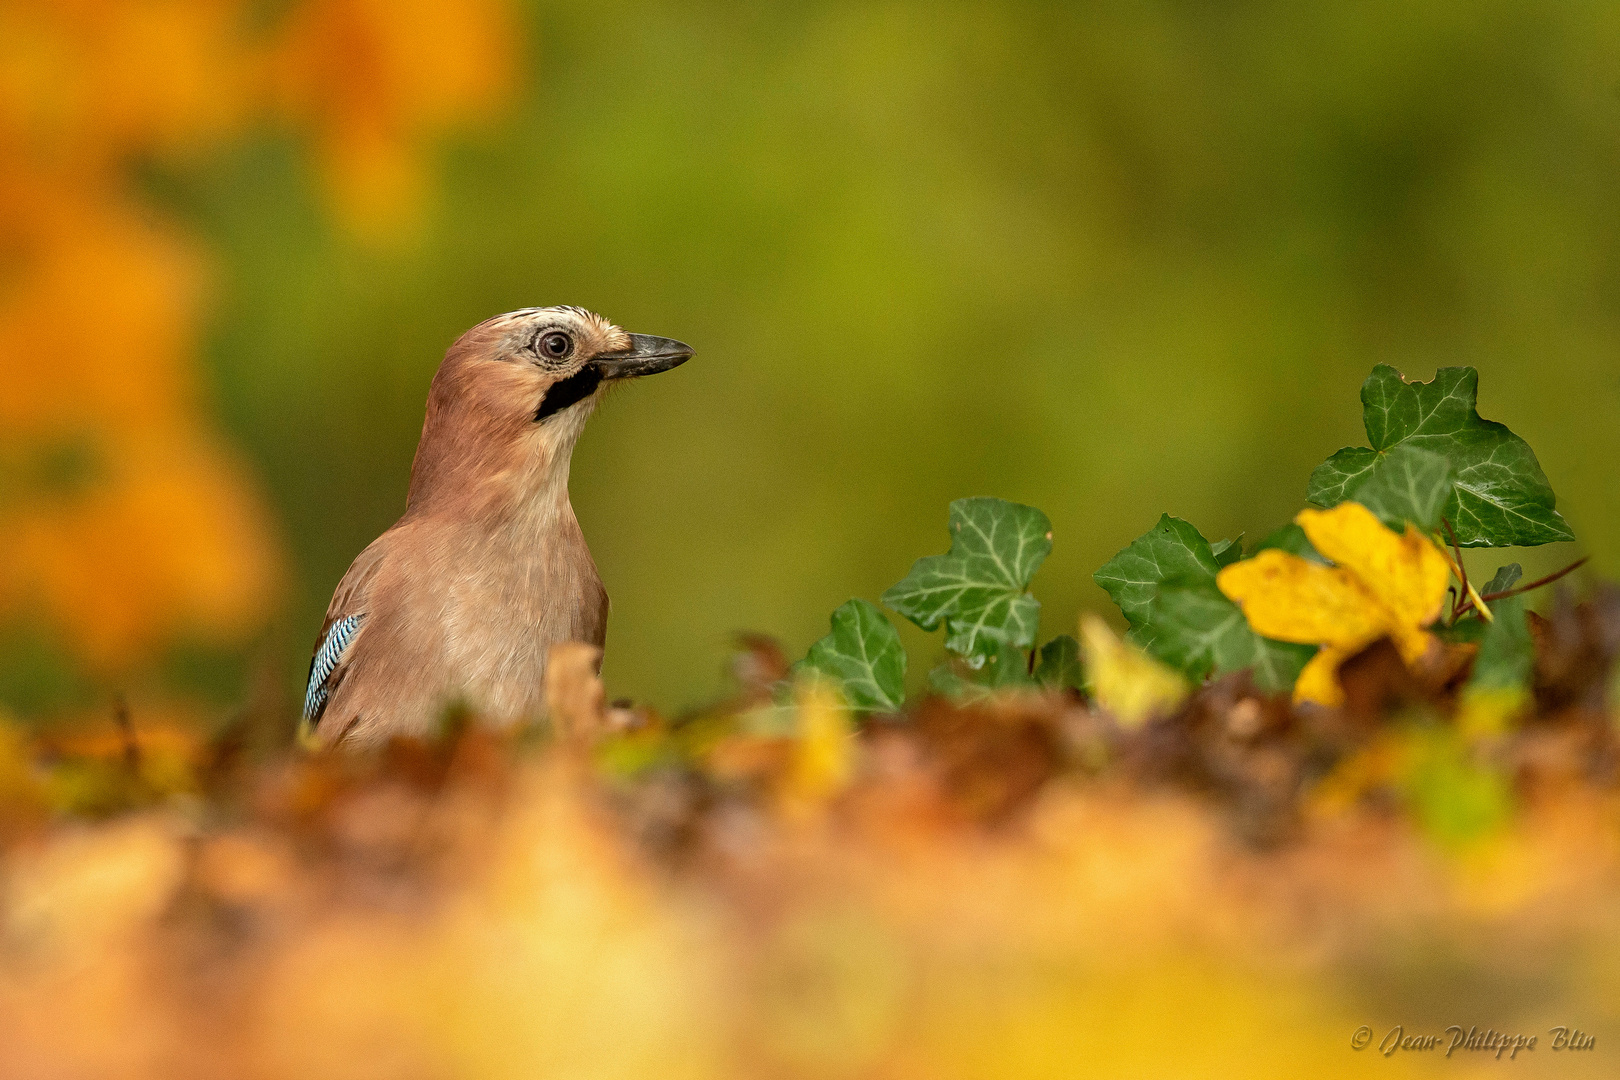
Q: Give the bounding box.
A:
[406,306,692,516]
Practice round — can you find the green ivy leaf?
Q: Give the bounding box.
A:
[882,497,1052,657]
[927,640,1034,699]
[1468,593,1533,693]
[1307,365,1572,547]
[1210,535,1245,568]
[1481,563,1523,596]
[1034,635,1083,690]
[1435,617,1488,646]
[1092,514,1218,654]
[798,599,906,711]
[1095,516,1314,688]
[1350,444,1455,532]
[926,664,984,701]
[1253,522,1326,564]
[1308,447,1380,507]
[1149,581,1315,692]
[976,640,1037,687]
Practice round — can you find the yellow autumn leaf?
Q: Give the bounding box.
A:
[1079,615,1187,729]
[1216,502,1451,707]
[781,677,855,815]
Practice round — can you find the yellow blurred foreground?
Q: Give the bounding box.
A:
[1,672,1616,1080]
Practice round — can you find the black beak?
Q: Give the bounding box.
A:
[535,333,692,423]
[591,333,693,379]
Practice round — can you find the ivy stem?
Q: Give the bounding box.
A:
[1438,518,1492,624]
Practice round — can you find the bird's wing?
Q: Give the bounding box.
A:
[299,540,389,745]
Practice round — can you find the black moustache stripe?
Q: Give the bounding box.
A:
[535,365,602,422]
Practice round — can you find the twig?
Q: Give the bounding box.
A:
[1453,555,1591,620]
[1483,556,1590,600]
[113,694,140,774]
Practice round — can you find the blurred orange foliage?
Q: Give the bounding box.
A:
[0,0,520,682]
[269,0,517,230]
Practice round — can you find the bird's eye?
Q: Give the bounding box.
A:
[538,331,574,360]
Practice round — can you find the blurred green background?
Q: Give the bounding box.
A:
[169,0,1619,710]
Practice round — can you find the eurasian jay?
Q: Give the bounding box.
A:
[299,306,691,749]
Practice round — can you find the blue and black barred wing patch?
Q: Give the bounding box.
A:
[304,613,365,726]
